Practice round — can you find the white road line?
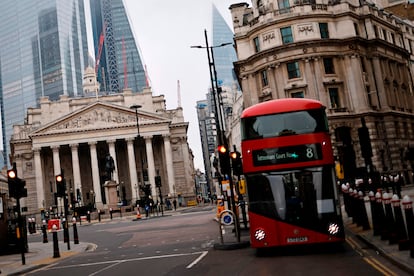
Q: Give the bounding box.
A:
[49,251,208,270]
[186,251,208,269]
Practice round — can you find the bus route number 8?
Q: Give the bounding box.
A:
[306,147,314,159]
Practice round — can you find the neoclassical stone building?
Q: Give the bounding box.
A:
[9,73,195,215]
[230,0,414,182]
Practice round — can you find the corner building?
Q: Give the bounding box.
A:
[9,79,195,215]
[230,1,414,183]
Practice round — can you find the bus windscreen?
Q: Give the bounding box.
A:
[241,109,328,140]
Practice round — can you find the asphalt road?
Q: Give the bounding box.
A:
[25,207,410,276]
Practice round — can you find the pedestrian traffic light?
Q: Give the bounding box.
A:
[56,174,66,197]
[155,176,162,187]
[217,144,231,176]
[230,151,243,176]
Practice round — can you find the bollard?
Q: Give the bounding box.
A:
[348,188,356,224]
[351,189,361,226]
[110,208,113,220]
[391,194,409,250]
[375,191,387,240]
[382,193,397,244]
[52,224,60,258]
[342,184,351,218]
[358,191,370,230]
[42,220,48,243]
[87,211,91,223]
[369,191,380,235]
[98,209,101,222]
[63,218,69,243]
[72,217,79,244]
[401,196,414,258]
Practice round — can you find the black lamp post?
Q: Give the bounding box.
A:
[191,29,231,147]
[130,104,145,204]
[191,30,240,242]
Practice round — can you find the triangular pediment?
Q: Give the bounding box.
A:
[31,101,170,136]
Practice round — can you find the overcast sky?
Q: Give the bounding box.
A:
[116,0,252,171]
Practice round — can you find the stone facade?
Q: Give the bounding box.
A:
[9,86,195,215]
[230,0,414,183]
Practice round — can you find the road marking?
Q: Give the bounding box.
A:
[186,251,208,269]
[363,256,397,276]
[48,251,208,271]
[347,236,398,276]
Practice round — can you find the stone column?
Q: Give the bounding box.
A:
[162,135,175,196]
[70,144,82,204]
[33,148,45,210]
[108,140,119,183]
[89,142,102,208]
[126,138,139,202]
[345,54,367,112]
[144,136,157,197]
[372,56,389,109]
[51,146,63,209]
[52,146,61,177]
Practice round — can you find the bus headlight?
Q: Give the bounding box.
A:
[254,229,266,241]
[327,223,340,235]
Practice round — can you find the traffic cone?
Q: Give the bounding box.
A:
[136,206,142,219]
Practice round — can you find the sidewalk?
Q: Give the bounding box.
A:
[0,240,94,276]
[343,184,414,275]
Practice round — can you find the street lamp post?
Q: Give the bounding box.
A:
[191,29,231,146]
[130,104,145,205]
[191,30,240,242]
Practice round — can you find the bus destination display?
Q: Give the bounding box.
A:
[253,144,322,166]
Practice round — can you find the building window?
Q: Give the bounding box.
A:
[281,27,293,44]
[254,37,260,52]
[291,91,304,98]
[261,70,269,87]
[354,23,359,36]
[278,0,290,13]
[287,61,300,79]
[328,88,340,108]
[374,25,379,38]
[323,58,335,74]
[319,23,329,39]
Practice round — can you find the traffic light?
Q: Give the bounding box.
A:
[230,151,243,176]
[7,163,27,199]
[155,176,162,187]
[7,166,18,198]
[217,144,231,176]
[56,174,66,197]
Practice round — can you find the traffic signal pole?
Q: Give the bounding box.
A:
[7,163,26,264]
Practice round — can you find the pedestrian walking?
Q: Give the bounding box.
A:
[173,199,177,211]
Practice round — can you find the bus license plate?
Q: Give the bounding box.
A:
[287,236,308,243]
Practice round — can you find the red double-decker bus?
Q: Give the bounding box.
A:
[241,98,344,249]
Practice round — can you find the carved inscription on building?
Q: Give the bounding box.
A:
[262,31,276,44]
[51,108,150,130]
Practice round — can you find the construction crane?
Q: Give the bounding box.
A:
[95,23,106,75]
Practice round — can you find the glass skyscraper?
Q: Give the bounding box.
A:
[212,4,239,90]
[90,0,147,93]
[0,0,89,167]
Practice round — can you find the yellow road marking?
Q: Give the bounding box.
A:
[363,256,397,276]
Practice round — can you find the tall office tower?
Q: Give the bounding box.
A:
[212,4,239,90]
[90,0,147,93]
[0,0,89,167]
[196,99,216,195]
